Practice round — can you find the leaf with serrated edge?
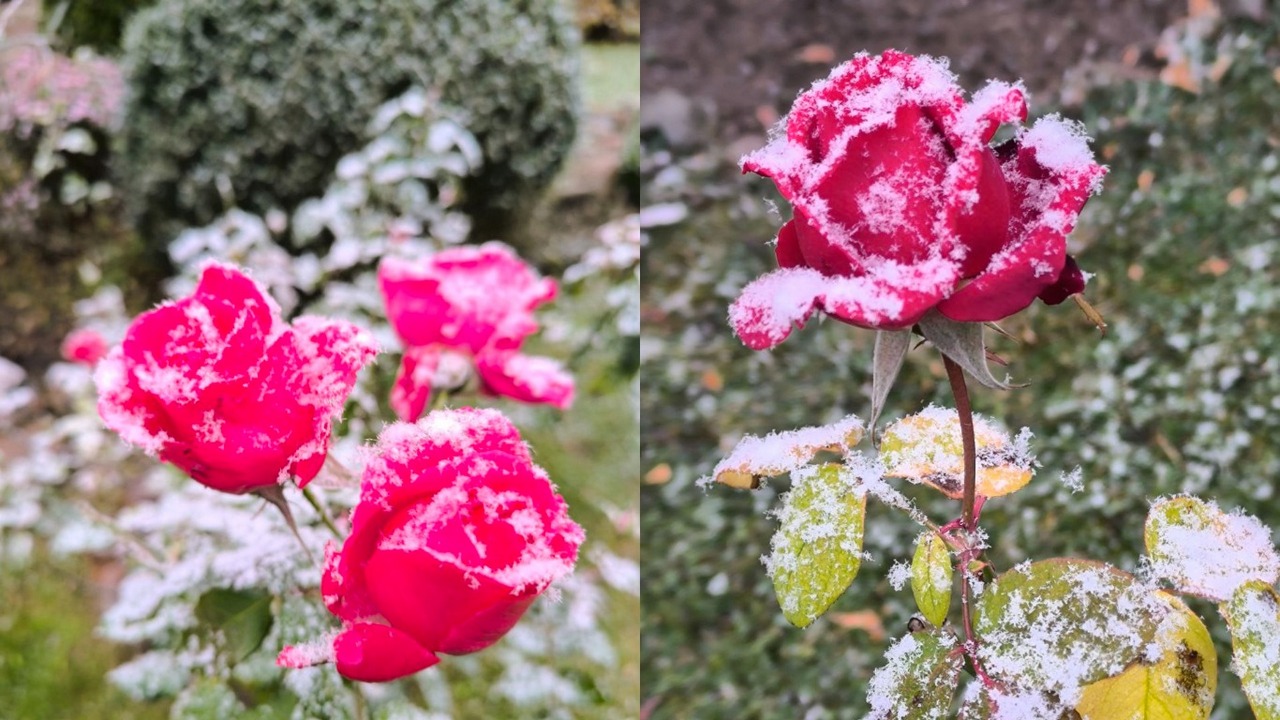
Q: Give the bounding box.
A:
[866,628,962,720]
[880,406,1034,499]
[195,588,275,664]
[708,414,864,488]
[1221,580,1280,720]
[911,532,953,627]
[1145,495,1280,601]
[917,310,1017,390]
[974,559,1169,701]
[765,464,866,628]
[1075,591,1216,720]
[869,329,912,441]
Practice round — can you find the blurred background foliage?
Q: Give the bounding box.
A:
[1,0,639,716]
[641,6,1280,719]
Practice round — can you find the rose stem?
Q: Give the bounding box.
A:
[943,354,994,686]
[302,486,343,540]
[427,388,451,414]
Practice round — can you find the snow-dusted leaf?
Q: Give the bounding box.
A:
[958,685,1073,720]
[880,406,1034,499]
[869,329,912,440]
[765,464,866,628]
[707,414,865,489]
[194,588,275,664]
[1220,580,1280,720]
[1074,592,1216,720]
[974,559,1168,701]
[917,310,1016,390]
[1145,495,1280,601]
[911,532,953,627]
[866,628,961,720]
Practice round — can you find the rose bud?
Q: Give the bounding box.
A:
[730,50,1107,349]
[278,407,584,682]
[95,263,377,494]
[61,328,109,366]
[379,243,573,420]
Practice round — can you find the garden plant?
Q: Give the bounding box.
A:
[703,49,1280,719]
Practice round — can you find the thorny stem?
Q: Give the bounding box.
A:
[302,486,343,541]
[943,354,995,688]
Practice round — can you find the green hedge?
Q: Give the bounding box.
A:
[120,0,579,247]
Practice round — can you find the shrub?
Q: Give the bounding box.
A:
[119,0,579,248]
[54,0,160,53]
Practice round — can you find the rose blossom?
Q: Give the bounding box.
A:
[95,263,377,494]
[278,407,584,682]
[61,328,109,366]
[379,243,573,420]
[730,50,1106,350]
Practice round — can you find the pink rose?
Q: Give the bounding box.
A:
[379,243,573,419]
[95,264,377,494]
[61,328,109,366]
[730,50,1106,350]
[278,407,584,682]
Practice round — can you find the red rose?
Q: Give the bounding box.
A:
[95,264,377,494]
[61,328,109,366]
[379,243,573,419]
[278,407,584,682]
[730,50,1106,350]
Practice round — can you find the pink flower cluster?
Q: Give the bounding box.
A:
[0,46,125,136]
[731,50,1106,349]
[61,328,108,366]
[279,408,583,681]
[95,264,377,494]
[379,243,574,420]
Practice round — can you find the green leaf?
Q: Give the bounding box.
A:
[194,588,275,664]
[767,464,866,628]
[911,532,953,627]
[974,559,1167,697]
[869,329,912,441]
[865,628,961,719]
[917,311,1018,390]
[1220,580,1280,720]
[1074,592,1216,720]
[1145,495,1280,601]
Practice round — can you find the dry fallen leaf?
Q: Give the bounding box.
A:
[1227,186,1249,207]
[644,463,673,485]
[701,368,724,393]
[829,610,887,643]
[1137,169,1155,191]
[1198,257,1231,276]
[796,43,836,64]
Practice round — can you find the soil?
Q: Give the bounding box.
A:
[641,0,1192,142]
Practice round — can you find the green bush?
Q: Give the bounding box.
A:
[119,0,580,247]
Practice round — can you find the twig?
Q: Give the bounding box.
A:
[302,486,344,541]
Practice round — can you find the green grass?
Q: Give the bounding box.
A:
[0,548,171,720]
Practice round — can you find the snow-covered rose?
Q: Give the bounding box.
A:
[731,50,1106,349]
[95,264,377,494]
[61,328,109,366]
[379,243,573,419]
[279,408,584,682]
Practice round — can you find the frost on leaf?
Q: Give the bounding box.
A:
[1220,580,1280,720]
[880,406,1034,499]
[1145,495,1280,602]
[1074,592,1216,720]
[974,559,1170,708]
[911,532,953,627]
[706,414,865,489]
[866,628,961,720]
[764,464,866,628]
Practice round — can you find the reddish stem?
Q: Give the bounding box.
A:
[943,354,995,687]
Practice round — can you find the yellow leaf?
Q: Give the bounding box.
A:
[1075,592,1216,720]
[880,407,1034,499]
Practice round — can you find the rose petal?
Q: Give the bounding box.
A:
[1038,255,1086,305]
[938,115,1105,322]
[475,352,574,410]
[332,622,440,682]
[390,346,441,422]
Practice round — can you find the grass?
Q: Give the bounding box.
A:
[0,547,170,720]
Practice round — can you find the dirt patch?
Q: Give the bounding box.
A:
[642,0,1187,142]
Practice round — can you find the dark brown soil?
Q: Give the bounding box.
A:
[641,0,1186,140]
